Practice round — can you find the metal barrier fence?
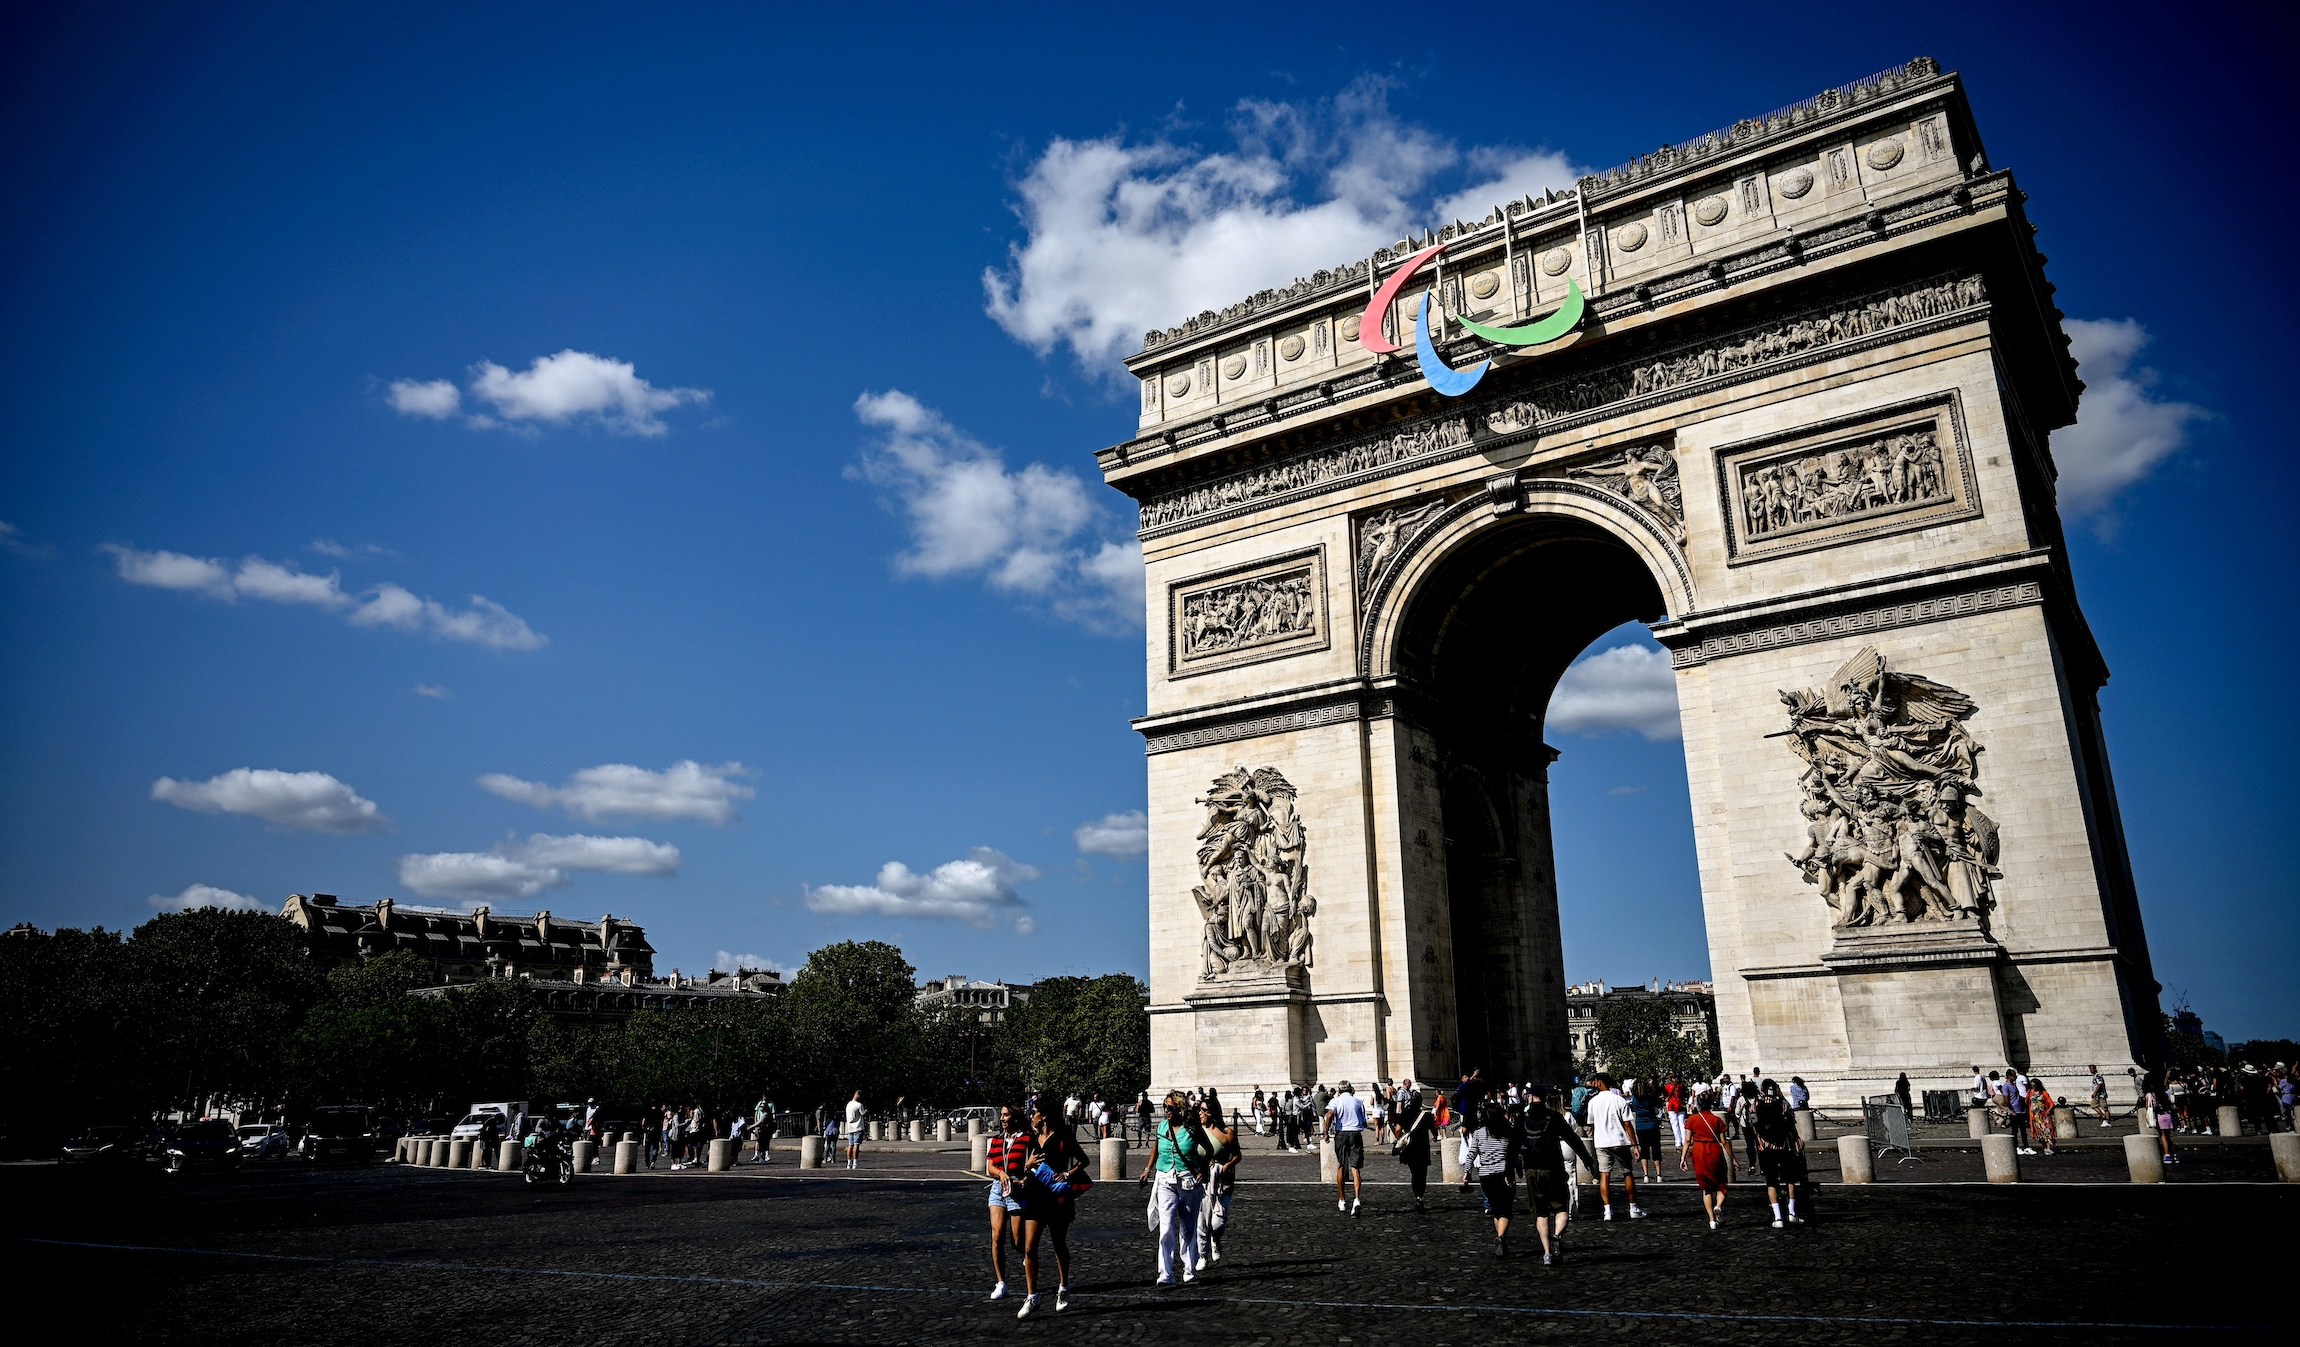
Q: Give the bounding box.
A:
[1863,1095,1917,1165]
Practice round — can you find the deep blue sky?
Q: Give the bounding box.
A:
[2,3,2291,1040]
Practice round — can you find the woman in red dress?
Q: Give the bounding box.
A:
[1679,1091,1737,1229]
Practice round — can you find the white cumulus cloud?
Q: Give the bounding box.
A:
[1074,810,1149,858]
[104,545,544,651]
[478,760,755,825]
[2056,319,2207,521]
[984,78,1581,371]
[851,390,1142,631]
[1546,644,1682,741]
[412,683,454,699]
[151,768,392,834]
[712,950,790,976]
[805,847,1038,931]
[148,883,265,913]
[390,351,708,437]
[397,832,681,901]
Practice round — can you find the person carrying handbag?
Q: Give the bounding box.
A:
[1138,1091,1211,1287]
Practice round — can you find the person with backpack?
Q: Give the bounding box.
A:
[1139,1090,1211,1288]
[1518,1087,1598,1265]
[1011,1094,1090,1318]
[1465,1102,1519,1257]
[1751,1079,1806,1227]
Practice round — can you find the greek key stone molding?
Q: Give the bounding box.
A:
[1141,697,1363,756]
[1666,580,2043,669]
[1167,548,1329,678]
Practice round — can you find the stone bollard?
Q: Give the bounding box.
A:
[615,1140,640,1174]
[2123,1133,2164,1183]
[413,1138,431,1165]
[1980,1133,2020,1184]
[968,1117,985,1139]
[905,1120,921,1142]
[449,1139,472,1168]
[800,1135,824,1169]
[938,1119,953,1142]
[2054,1105,2076,1141]
[425,1137,444,1166]
[394,1138,408,1163]
[499,1139,521,1171]
[1967,1106,1992,1138]
[969,1134,989,1174]
[1318,1135,1338,1186]
[708,1138,735,1171]
[1574,1128,1597,1187]
[2270,1132,2300,1182]
[572,1140,597,1174]
[1838,1134,1874,1184]
[872,1120,888,1142]
[1794,1108,1816,1143]
[1098,1137,1128,1183]
[1440,1131,1464,1185]
[470,1139,489,1170]
[2216,1105,2242,1139]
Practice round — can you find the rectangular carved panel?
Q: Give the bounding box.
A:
[1717,395,1978,563]
[1167,548,1328,678]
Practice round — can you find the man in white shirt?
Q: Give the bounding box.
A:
[2090,1065,2112,1127]
[1582,1074,1645,1220]
[1324,1080,1371,1217]
[843,1092,867,1169]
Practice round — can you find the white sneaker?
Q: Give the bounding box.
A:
[1055,1287,1070,1312]
[1155,1277,1175,1287]
[1629,1204,1646,1219]
[1017,1294,1038,1319]
[1772,1218,1785,1229]
[1602,1206,1614,1221]
[1210,1242,1223,1262]
[1350,1199,1362,1217]
[1182,1268,1197,1284]
[1337,1199,1348,1213]
[1789,1214,1806,1224]
[1708,1219,1718,1230]
[1193,1255,1207,1272]
[988,1282,1006,1301]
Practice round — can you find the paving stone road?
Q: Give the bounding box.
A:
[9,1147,2284,1345]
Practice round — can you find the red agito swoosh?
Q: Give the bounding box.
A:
[1356,244,1443,355]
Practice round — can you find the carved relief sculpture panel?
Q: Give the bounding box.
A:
[1168,549,1328,677]
[1718,396,1978,562]
[1566,443,1685,544]
[1780,646,2000,935]
[1191,766,1317,980]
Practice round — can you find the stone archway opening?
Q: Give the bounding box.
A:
[1390,513,1672,1082]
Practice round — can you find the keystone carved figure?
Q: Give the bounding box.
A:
[1191,766,1316,979]
[1777,647,2000,931]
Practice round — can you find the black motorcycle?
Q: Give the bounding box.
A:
[522,1128,573,1187]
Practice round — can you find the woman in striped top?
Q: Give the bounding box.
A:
[984,1103,1025,1302]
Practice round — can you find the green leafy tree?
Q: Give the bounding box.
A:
[1579,995,1720,1085]
[990,973,1149,1105]
[288,950,446,1112]
[779,941,925,1110]
[128,910,324,1113]
[0,926,144,1143]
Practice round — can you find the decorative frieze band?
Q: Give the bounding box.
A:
[1136,271,1987,538]
[1667,580,2043,668]
[1141,698,1364,756]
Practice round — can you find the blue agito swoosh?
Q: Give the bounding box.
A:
[1412,292,1489,397]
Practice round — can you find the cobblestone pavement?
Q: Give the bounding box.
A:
[9,1152,2283,1345]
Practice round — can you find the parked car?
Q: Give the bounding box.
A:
[447,1110,519,1143]
[236,1124,290,1159]
[945,1105,999,1132]
[60,1124,150,1165]
[299,1107,378,1164]
[159,1120,242,1174]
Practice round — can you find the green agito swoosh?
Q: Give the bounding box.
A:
[1454,280,1585,346]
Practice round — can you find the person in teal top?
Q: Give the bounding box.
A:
[1138,1091,1210,1286]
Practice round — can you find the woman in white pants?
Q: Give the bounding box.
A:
[1138,1091,1210,1286]
[1194,1095,1239,1268]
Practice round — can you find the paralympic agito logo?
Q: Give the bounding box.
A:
[1357,242,1586,398]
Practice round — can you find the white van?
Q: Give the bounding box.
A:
[449,1102,526,1141]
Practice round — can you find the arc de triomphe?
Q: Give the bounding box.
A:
[1094,60,2158,1106]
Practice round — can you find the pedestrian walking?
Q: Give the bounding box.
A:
[1631,1079,1665,1184]
[1140,1090,1211,1288]
[2142,1072,2179,1164]
[1752,1080,1806,1227]
[1011,1094,1090,1318]
[1195,1096,1238,1267]
[1465,1102,1518,1257]
[1518,1087,1596,1265]
[843,1091,867,1169]
[1894,1071,1914,1119]
[2089,1065,2113,1128]
[984,1102,1026,1302]
[2027,1079,2058,1155]
[1681,1090,1736,1230]
[1391,1087,1434,1210]
[1664,1075,1688,1150]
[1324,1080,1370,1216]
[1583,1074,1645,1220]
